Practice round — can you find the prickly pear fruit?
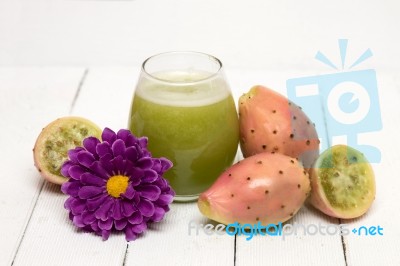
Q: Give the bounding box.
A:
[310,145,375,219]
[33,116,102,185]
[197,152,310,225]
[239,85,319,169]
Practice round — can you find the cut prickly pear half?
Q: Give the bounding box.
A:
[239,85,319,170]
[198,152,310,225]
[310,145,376,219]
[33,116,102,185]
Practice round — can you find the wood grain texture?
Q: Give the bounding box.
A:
[3,67,399,266]
[0,68,85,265]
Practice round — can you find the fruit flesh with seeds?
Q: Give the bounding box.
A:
[33,116,102,185]
[239,85,319,170]
[197,152,310,225]
[309,145,375,219]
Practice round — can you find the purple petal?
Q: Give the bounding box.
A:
[132,222,147,234]
[151,207,166,222]
[115,219,128,230]
[125,133,137,148]
[160,158,173,172]
[102,128,117,145]
[73,215,85,228]
[78,186,103,199]
[96,142,112,158]
[61,181,80,197]
[137,185,161,201]
[61,161,74,177]
[94,198,114,221]
[136,157,153,169]
[101,230,111,241]
[138,199,155,217]
[138,137,148,149]
[68,147,85,163]
[87,194,108,211]
[151,159,162,173]
[112,200,123,220]
[112,139,126,158]
[111,156,126,175]
[77,151,96,168]
[117,129,131,143]
[81,173,105,186]
[125,146,139,162]
[99,154,114,176]
[68,165,86,180]
[98,219,113,230]
[155,194,174,206]
[70,198,87,215]
[125,226,138,241]
[142,169,158,183]
[83,137,100,156]
[128,211,143,224]
[121,200,136,217]
[82,211,96,225]
[64,197,75,210]
[89,161,109,179]
[122,185,136,200]
[128,167,144,186]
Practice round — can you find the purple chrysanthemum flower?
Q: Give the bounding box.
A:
[60,128,175,241]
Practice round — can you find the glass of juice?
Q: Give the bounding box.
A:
[128,51,239,202]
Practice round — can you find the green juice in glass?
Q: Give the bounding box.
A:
[128,71,239,200]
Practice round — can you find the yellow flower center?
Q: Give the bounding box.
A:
[106,175,129,198]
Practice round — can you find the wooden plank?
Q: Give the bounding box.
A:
[340,74,400,266]
[12,68,137,265]
[0,67,85,265]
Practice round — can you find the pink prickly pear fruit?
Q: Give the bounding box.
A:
[197,152,310,225]
[239,85,320,170]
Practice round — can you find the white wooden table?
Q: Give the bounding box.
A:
[0,66,399,266]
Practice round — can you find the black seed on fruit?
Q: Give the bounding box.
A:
[271,151,275,154]
[306,140,310,145]
[281,205,285,209]
[231,194,234,197]
[251,129,255,133]
[299,106,302,110]
[290,213,294,216]
[303,170,307,175]
[265,190,269,194]
[38,168,42,172]
[279,170,283,174]
[248,96,251,99]
[298,184,301,188]
[228,173,232,177]
[256,217,259,221]
[240,102,243,105]
[290,133,294,139]
[257,160,263,164]
[272,110,276,113]
[288,102,292,106]
[262,145,267,149]
[237,161,241,164]
[273,146,279,151]
[273,130,277,134]
[247,177,251,181]
[293,116,297,120]
[290,160,295,164]
[318,139,321,144]
[247,206,251,210]
[307,120,310,125]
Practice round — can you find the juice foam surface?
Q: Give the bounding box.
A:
[136,71,230,107]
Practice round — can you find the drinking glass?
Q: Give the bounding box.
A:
[128,51,239,202]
